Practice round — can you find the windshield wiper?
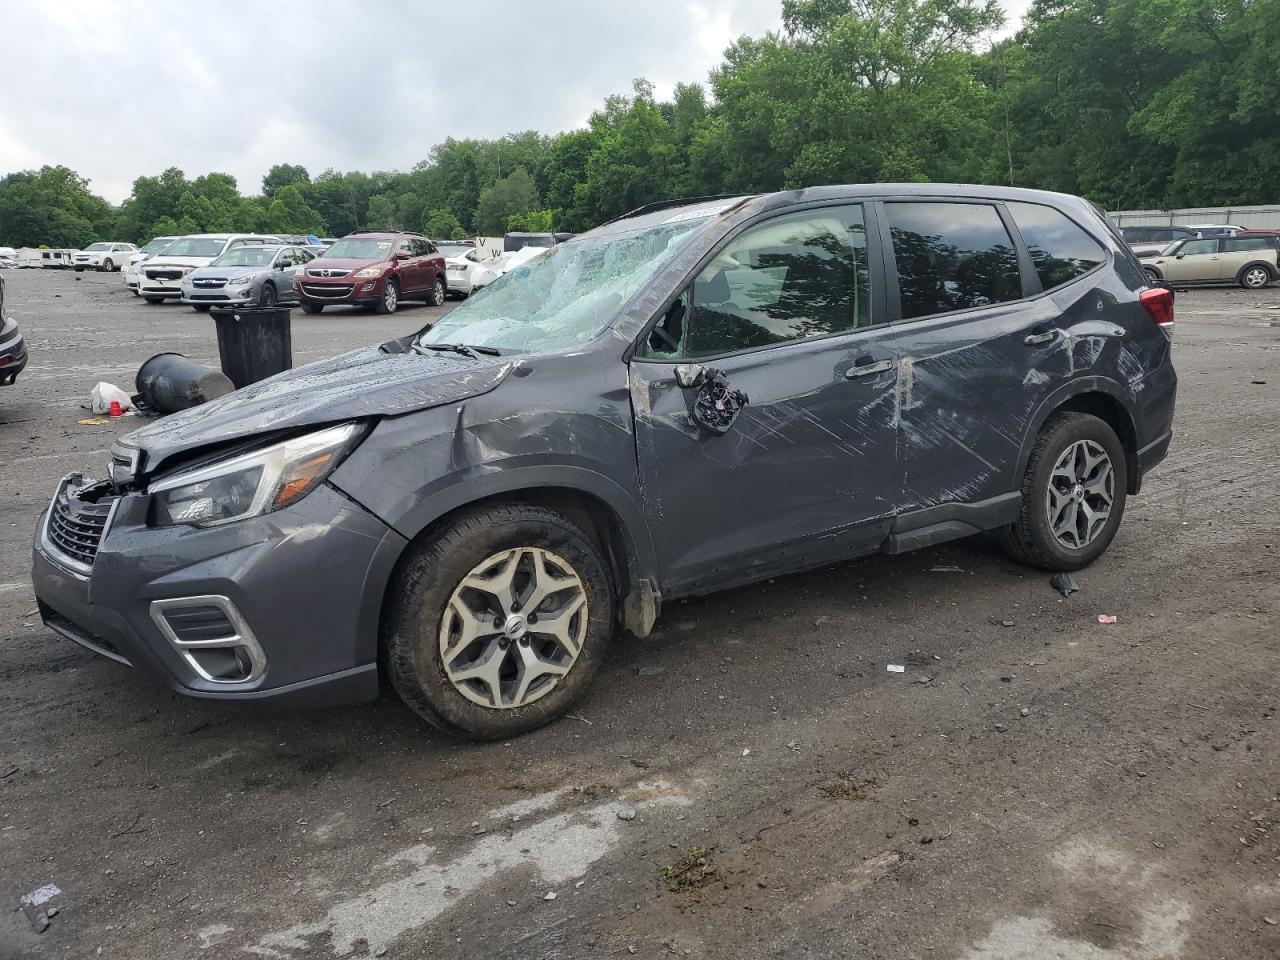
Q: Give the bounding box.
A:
[412,342,502,359]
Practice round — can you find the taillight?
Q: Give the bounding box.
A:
[1139,286,1174,340]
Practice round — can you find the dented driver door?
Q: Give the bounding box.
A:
[627,202,900,596]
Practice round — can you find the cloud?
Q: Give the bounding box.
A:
[3,0,1029,205]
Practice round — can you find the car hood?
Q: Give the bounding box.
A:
[122,344,514,472]
[145,256,216,270]
[187,264,263,280]
[304,257,388,272]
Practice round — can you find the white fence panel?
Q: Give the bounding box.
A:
[1107,205,1280,229]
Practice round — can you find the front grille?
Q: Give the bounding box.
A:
[45,485,114,569]
[188,294,231,301]
[192,278,226,288]
[160,604,236,643]
[145,268,183,281]
[307,268,350,278]
[301,283,354,299]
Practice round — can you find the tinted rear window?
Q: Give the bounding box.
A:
[1007,202,1106,291]
[887,202,1022,320]
[1223,237,1275,252]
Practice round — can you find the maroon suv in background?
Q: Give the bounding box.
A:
[295,232,447,314]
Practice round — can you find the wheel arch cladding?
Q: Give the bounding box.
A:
[1021,386,1140,495]
[1238,260,1275,281]
[378,486,659,646]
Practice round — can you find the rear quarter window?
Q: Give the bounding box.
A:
[1007,202,1107,292]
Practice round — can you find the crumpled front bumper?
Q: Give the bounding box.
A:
[32,479,407,706]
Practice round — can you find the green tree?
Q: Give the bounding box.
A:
[422,208,467,238]
[474,167,539,235]
[262,163,311,197]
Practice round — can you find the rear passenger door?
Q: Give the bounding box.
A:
[875,198,1109,515]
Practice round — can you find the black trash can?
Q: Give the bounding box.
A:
[135,353,235,414]
[209,306,293,389]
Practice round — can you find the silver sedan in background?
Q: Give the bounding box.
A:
[180,244,315,311]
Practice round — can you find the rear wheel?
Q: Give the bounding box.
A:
[377,279,399,314]
[300,301,323,314]
[1002,412,1128,571]
[385,504,614,739]
[1239,264,1272,289]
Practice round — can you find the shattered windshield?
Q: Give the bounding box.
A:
[322,237,394,260]
[418,216,708,353]
[211,246,280,267]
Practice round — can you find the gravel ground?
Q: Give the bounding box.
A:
[1,268,1277,960]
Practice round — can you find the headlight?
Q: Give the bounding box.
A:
[353,267,383,279]
[149,423,362,528]
[234,273,258,287]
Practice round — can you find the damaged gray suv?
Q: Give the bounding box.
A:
[32,186,1177,739]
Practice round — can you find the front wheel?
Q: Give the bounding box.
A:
[430,276,446,307]
[1143,267,1162,284]
[1240,265,1272,289]
[103,258,114,271]
[259,283,277,307]
[376,279,399,314]
[191,303,211,312]
[385,504,614,739]
[300,301,323,314]
[1001,412,1128,571]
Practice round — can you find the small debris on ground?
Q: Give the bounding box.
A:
[1020,707,1031,717]
[543,891,557,901]
[1050,572,1079,597]
[617,805,637,821]
[741,748,751,757]
[886,664,905,674]
[1097,614,1118,624]
[930,565,963,572]
[637,664,665,677]
[19,883,62,934]
[1000,620,1015,628]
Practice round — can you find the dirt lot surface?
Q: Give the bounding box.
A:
[1,268,1278,960]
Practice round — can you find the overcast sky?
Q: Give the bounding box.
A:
[3,0,1032,205]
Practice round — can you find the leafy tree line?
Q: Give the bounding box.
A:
[4,0,1278,250]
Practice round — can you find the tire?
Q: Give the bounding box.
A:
[1143,267,1162,284]
[385,504,615,740]
[103,258,114,271]
[191,303,211,312]
[1239,264,1272,289]
[376,279,399,314]
[144,296,164,304]
[1001,411,1128,571]
[429,276,446,307]
[300,301,323,314]
[74,267,84,273]
[259,283,277,307]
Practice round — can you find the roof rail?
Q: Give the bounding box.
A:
[604,195,750,226]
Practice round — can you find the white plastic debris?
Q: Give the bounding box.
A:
[1097,614,1118,624]
[543,891,557,901]
[886,664,905,673]
[90,381,133,414]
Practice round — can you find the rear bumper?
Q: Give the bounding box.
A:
[0,329,26,384]
[1131,348,1176,493]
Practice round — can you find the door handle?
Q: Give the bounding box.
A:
[1024,330,1059,346]
[845,358,893,378]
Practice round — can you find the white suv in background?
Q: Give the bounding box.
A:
[138,234,281,304]
[123,236,179,294]
[73,242,138,272]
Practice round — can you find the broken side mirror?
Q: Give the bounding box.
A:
[688,367,748,435]
[674,363,705,388]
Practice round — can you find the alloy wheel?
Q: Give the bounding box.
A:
[438,547,588,709]
[433,278,446,306]
[384,282,398,312]
[1045,439,1114,549]
[1244,267,1269,288]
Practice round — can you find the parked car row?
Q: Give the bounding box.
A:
[1139,233,1280,288]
